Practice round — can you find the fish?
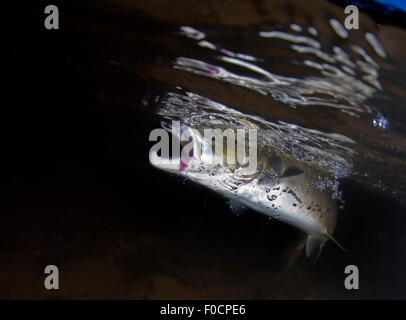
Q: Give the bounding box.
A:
[145,16,379,260]
[149,116,347,261]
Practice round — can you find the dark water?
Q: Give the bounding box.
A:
[2,0,406,299]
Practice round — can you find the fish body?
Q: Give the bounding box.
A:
[149,121,342,260]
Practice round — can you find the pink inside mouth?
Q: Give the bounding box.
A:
[179,160,188,171]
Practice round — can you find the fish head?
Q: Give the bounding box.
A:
[149,119,256,178]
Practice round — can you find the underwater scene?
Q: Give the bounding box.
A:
[3,0,406,299]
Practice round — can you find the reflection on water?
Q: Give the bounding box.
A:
[178,23,382,116]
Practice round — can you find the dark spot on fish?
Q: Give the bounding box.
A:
[287,189,303,203]
[293,203,297,207]
[326,208,330,212]
[265,188,270,193]
[306,206,311,210]
[267,194,277,201]
[273,186,280,191]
